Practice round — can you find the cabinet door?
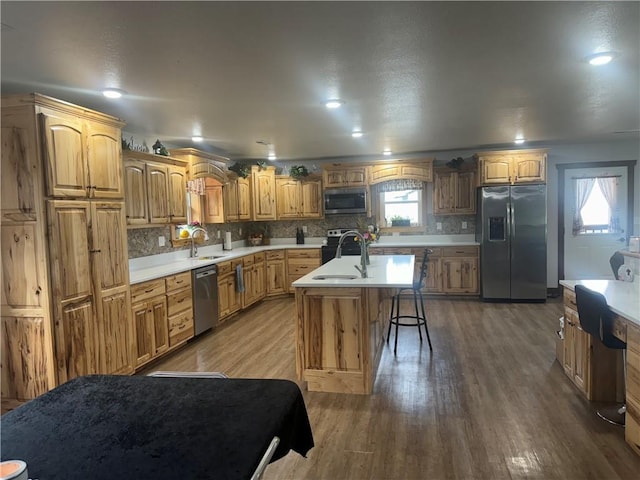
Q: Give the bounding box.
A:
[150,296,169,356]
[41,113,88,198]
[87,123,123,199]
[433,171,455,214]
[266,259,287,296]
[146,164,169,223]
[54,298,97,383]
[224,180,239,221]
[123,159,148,224]
[323,169,348,188]
[276,178,301,219]
[301,179,323,218]
[91,202,132,374]
[218,274,231,320]
[167,166,187,223]
[562,308,576,377]
[204,183,224,223]
[254,261,266,301]
[237,177,251,220]
[573,326,590,395]
[423,257,441,293]
[251,168,276,220]
[512,153,546,184]
[454,171,476,213]
[479,156,512,185]
[133,301,153,366]
[229,274,242,314]
[441,257,478,294]
[345,168,367,186]
[243,264,255,308]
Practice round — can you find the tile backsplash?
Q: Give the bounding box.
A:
[127,214,476,258]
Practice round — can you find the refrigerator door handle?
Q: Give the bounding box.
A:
[506,203,511,239]
[510,202,515,238]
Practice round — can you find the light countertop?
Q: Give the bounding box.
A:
[292,254,415,288]
[559,279,640,326]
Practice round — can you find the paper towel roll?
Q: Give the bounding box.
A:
[224,231,232,250]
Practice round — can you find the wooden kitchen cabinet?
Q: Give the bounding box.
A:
[477,149,547,185]
[275,176,323,219]
[203,178,225,224]
[217,259,243,321]
[433,167,476,215]
[440,246,479,294]
[224,175,251,222]
[559,287,618,401]
[287,249,321,293]
[368,159,433,184]
[123,151,188,225]
[1,94,132,401]
[322,165,368,188]
[250,165,277,221]
[266,250,288,296]
[242,252,266,308]
[165,272,194,348]
[131,295,168,367]
[626,323,640,456]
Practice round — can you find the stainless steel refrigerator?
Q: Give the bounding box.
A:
[476,185,547,301]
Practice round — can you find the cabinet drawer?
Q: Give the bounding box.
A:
[611,316,627,342]
[441,246,478,257]
[287,249,320,260]
[243,254,255,267]
[563,288,577,310]
[169,310,194,346]
[384,248,413,255]
[288,263,317,276]
[266,250,285,261]
[165,271,191,292]
[217,261,231,276]
[131,279,166,304]
[253,252,265,263]
[167,286,193,317]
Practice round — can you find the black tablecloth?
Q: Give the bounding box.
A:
[1,375,314,480]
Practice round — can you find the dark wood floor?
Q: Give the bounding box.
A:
[148,296,640,479]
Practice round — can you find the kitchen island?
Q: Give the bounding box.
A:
[293,254,415,394]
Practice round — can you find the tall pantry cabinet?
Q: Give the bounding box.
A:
[1,94,133,401]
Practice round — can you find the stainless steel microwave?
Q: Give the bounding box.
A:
[324,187,367,215]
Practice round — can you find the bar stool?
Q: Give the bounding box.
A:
[387,248,433,355]
[575,284,627,425]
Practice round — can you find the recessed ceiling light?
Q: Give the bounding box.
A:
[514,136,525,145]
[586,52,614,66]
[325,99,345,109]
[268,153,277,160]
[192,136,203,142]
[102,88,125,99]
[383,149,392,156]
[351,131,363,138]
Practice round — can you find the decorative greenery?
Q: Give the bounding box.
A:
[256,160,267,170]
[152,139,169,156]
[446,157,465,169]
[390,215,411,227]
[289,165,309,180]
[229,163,250,178]
[121,137,132,151]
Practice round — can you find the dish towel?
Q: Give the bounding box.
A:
[236,264,245,292]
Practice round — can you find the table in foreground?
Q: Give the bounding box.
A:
[0,375,314,479]
[293,254,415,394]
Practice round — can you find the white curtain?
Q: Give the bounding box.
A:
[597,177,620,232]
[573,178,595,235]
[187,178,206,195]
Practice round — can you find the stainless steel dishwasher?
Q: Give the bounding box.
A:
[192,264,219,335]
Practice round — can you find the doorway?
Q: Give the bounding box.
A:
[557,161,636,281]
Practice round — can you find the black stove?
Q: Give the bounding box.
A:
[321,228,362,264]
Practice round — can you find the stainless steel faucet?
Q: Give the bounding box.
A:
[189,227,208,257]
[336,230,368,278]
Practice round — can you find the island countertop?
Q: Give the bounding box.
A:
[559,279,640,326]
[292,254,415,288]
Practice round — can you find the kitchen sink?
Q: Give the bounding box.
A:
[312,274,359,280]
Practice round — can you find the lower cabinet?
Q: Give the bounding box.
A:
[217,259,243,322]
[165,272,193,348]
[266,250,288,296]
[625,323,640,455]
[132,294,168,367]
[243,252,266,308]
[287,249,321,293]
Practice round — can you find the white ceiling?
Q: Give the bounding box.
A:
[2,1,639,162]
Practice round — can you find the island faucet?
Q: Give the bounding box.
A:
[189,227,209,258]
[336,230,368,278]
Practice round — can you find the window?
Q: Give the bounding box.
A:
[379,189,423,226]
[573,176,620,234]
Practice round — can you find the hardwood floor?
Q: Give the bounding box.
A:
[147,296,640,479]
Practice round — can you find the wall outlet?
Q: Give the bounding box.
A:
[217,230,221,239]
[462,221,468,230]
[302,225,308,234]
[436,222,442,231]
[158,235,166,247]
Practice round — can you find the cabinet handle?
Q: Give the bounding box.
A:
[89,249,102,254]
[145,288,154,293]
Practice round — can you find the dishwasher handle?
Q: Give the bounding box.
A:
[195,268,217,279]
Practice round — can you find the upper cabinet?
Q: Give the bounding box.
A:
[40,111,123,199]
[123,151,188,225]
[275,176,323,219]
[369,159,433,185]
[224,174,250,222]
[202,178,225,224]
[322,165,368,188]
[250,165,277,221]
[477,149,547,185]
[433,166,476,215]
